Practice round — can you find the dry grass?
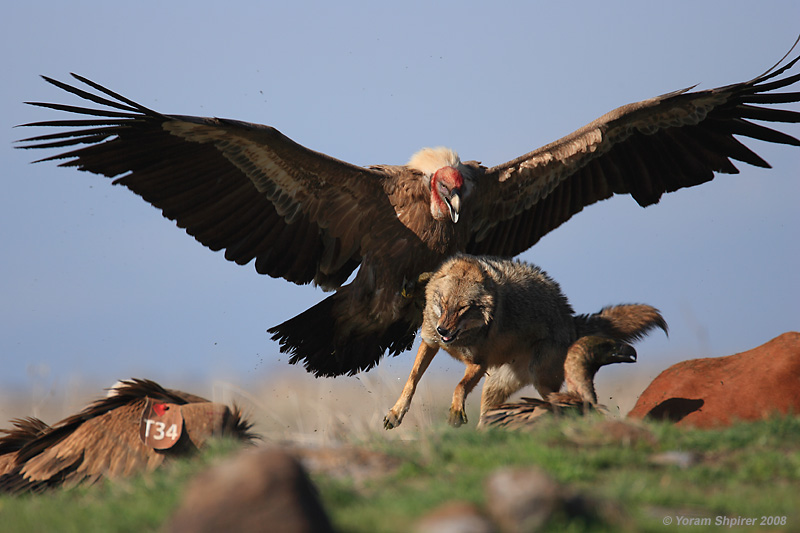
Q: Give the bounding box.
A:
[0,359,658,446]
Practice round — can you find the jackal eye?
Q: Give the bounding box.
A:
[432,302,443,318]
[455,305,473,318]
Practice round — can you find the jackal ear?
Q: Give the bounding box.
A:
[480,274,496,294]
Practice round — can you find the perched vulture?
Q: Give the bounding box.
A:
[16,49,800,377]
[482,336,637,430]
[0,379,256,494]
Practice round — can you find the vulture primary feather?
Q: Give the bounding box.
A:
[0,379,256,493]
[16,46,800,377]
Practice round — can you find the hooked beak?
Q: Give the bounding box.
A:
[612,343,637,363]
[445,189,461,223]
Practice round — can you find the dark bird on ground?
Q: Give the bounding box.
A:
[16,46,800,377]
[482,336,637,429]
[0,379,256,494]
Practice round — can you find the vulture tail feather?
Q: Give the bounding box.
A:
[269,294,417,378]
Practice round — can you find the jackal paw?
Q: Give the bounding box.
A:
[448,408,468,428]
[384,410,404,430]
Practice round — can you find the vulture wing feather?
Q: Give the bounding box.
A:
[468,51,800,257]
[17,75,406,290]
[0,379,254,493]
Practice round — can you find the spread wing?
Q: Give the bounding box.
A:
[467,52,800,257]
[16,75,405,289]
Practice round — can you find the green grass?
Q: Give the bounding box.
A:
[1,417,799,532]
[0,439,240,533]
[316,416,800,532]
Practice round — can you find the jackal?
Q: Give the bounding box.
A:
[384,254,667,429]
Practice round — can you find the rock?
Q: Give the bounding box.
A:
[483,466,629,532]
[628,332,800,428]
[165,447,334,533]
[484,467,563,532]
[415,501,496,533]
[288,444,401,488]
[562,419,658,447]
[648,451,702,469]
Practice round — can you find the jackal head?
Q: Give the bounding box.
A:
[424,257,495,345]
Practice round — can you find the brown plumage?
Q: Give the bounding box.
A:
[0,418,49,477]
[15,48,800,377]
[0,379,256,494]
[482,336,637,430]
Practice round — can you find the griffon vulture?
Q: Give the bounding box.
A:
[0,379,256,493]
[482,336,638,429]
[16,49,800,377]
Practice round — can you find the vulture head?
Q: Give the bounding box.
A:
[408,147,468,223]
[577,336,638,374]
[560,336,637,407]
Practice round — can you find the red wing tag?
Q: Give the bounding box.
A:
[139,398,184,449]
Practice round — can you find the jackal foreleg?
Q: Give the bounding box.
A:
[384,341,439,429]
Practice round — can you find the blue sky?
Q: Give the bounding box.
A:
[2,2,798,397]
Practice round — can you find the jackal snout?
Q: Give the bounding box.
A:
[434,303,490,344]
[436,322,458,343]
[434,306,463,343]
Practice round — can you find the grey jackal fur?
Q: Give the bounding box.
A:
[384,254,667,429]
